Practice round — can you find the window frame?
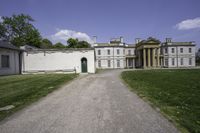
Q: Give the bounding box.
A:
[107,60,111,67]
[1,55,10,68]
[189,48,192,53]
[117,49,120,55]
[98,50,101,55]
[107,49,110,55]
[117,60,120,67]
[189,58,192,65]
[180,48,183,53]
[98,60,101,67]
[172,58,175,66]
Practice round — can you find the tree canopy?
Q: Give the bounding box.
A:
[0,14,42,47]
[40,39,53,49]
[53,42,66,49]
[67,38,91,48]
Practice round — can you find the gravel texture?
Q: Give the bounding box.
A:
[0,70,179,133]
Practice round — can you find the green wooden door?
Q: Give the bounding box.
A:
[81,58,87,73]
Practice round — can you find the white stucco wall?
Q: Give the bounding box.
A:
[95,47,125,69]
[163,46,196,68]
[22,49,95,73]
[0,48,20,75]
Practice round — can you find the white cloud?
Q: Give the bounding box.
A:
[51,29,94,45]
[176,17,200,30]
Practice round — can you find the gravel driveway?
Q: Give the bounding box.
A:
[0,70,179,133]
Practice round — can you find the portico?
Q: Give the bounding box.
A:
[136,37,161,68]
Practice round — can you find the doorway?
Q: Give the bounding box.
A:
[81,57,88,73]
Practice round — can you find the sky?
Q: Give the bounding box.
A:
[0,0,200,47]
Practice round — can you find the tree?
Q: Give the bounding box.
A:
[40,39,53,49]
[53,42,65,49]
[77,41,91,48]
[0,14,42,47]
[67,38,78,48]
[67,38,91,48]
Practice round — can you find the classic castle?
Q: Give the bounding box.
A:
[0,37,196,75]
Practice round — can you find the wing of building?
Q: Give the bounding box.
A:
[0,41,23,76]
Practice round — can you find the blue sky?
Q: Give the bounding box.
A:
[0,0,200,47]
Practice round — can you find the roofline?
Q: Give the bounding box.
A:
[25,48,94,52]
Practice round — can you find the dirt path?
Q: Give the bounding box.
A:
[0,70,179,133]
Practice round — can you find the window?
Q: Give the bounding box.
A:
[1,55,9,68]
[172,58,175,66]
[165,58,168,66]
[108,60,111,67]
[165,48,168,54]
[117,60,120,67]
[181,58,183,65]
[116,49,120,54]
[107,49,110,55]
[189,58,192,65]
[189,48,192,53]
[98,60,101,67]
[171,48,174,53]
[180,48,183,53]
[128,50,131,55]
[98,50,101,55]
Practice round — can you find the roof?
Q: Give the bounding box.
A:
[0,41,22,51]
[162,42,196,46]
[94,42,125,48]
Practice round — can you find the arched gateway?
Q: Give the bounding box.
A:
[81,57,88,73]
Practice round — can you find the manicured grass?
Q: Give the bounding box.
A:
[121,69,200,133]
[0,74,77,121]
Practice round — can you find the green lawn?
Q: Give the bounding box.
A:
[121,69,200,133]
[0,74,77,121]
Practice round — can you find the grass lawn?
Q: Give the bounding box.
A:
[0,74,77,121]
[121,69,200,133]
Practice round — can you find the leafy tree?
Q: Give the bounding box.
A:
[77,41,91,48]
[40,39,53,49]
[67,38,91,48]
[53,42,66,49]
[67,38,78,48]
[0,14,42,47]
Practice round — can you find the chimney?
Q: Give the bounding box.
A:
[120,36,124,43]
[93,36,97,43]
[166,38,172,43]
[135,38,141,44]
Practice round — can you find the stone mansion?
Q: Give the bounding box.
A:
[94,37,196,69]
[0,37,196,75]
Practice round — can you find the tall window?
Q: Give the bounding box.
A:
[98,60,101,67]
[108,60,111,67]
[181,58,183,65]
[189,58,192,65]
[107,49,110,55]
[180,48,183,53]
[98,50,101,55]
[117,60,120,67]
[172,58,175,66]
[189,48,192,53]
[165,48,168,54]
[171,48,174,53]
[165,58,168,66]
[128,50,131,55]
[1,55,9,68]
[117,49,120,55]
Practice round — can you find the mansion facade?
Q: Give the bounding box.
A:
[0,37,196,75]
[94,37,196,69]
